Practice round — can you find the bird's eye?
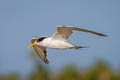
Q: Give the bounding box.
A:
[37,39,41,42]
[37,37,47,42]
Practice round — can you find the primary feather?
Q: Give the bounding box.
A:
[52,25,107,41]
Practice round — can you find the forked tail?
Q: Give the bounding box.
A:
[74,45,88,49]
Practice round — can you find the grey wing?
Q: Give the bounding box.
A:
[33,46,49,64]
[71,26,108,37]
[52,25,107,40]
[52,26,73,41]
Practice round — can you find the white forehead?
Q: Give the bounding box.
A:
[32,38,38,39]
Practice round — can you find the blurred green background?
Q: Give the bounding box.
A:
[0,56,120,80]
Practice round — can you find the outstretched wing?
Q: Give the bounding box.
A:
[33,46,49,64]
[52,25,107,41]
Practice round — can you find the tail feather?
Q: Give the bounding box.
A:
[74,46,88,49]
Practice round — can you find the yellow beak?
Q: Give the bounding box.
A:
[28,43,36,48]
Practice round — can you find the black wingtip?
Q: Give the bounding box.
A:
[96,33,108,37]
[44,60,49,64]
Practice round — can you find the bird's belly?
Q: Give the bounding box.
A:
[46,40,73,49]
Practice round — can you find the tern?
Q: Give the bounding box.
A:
[28,25,107,64]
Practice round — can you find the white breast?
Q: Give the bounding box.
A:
[40,37,74,49]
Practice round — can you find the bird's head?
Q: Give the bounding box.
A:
[28,43,36,48]
[27,37,47,48]
[27,38,38,48]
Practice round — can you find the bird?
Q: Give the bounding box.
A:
[28,25,108,64]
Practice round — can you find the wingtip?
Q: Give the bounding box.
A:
[44,59,49,64]
[95,32,108,37]
[45,61,49,64]
[100,34,108,37]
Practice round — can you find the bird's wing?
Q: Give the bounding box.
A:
[33,45,49,64]
[52,26,73,41]
[52,25,107,41]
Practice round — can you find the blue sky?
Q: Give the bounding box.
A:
[0,0,120,75]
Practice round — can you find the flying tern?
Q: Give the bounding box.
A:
[28,25,107,64]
